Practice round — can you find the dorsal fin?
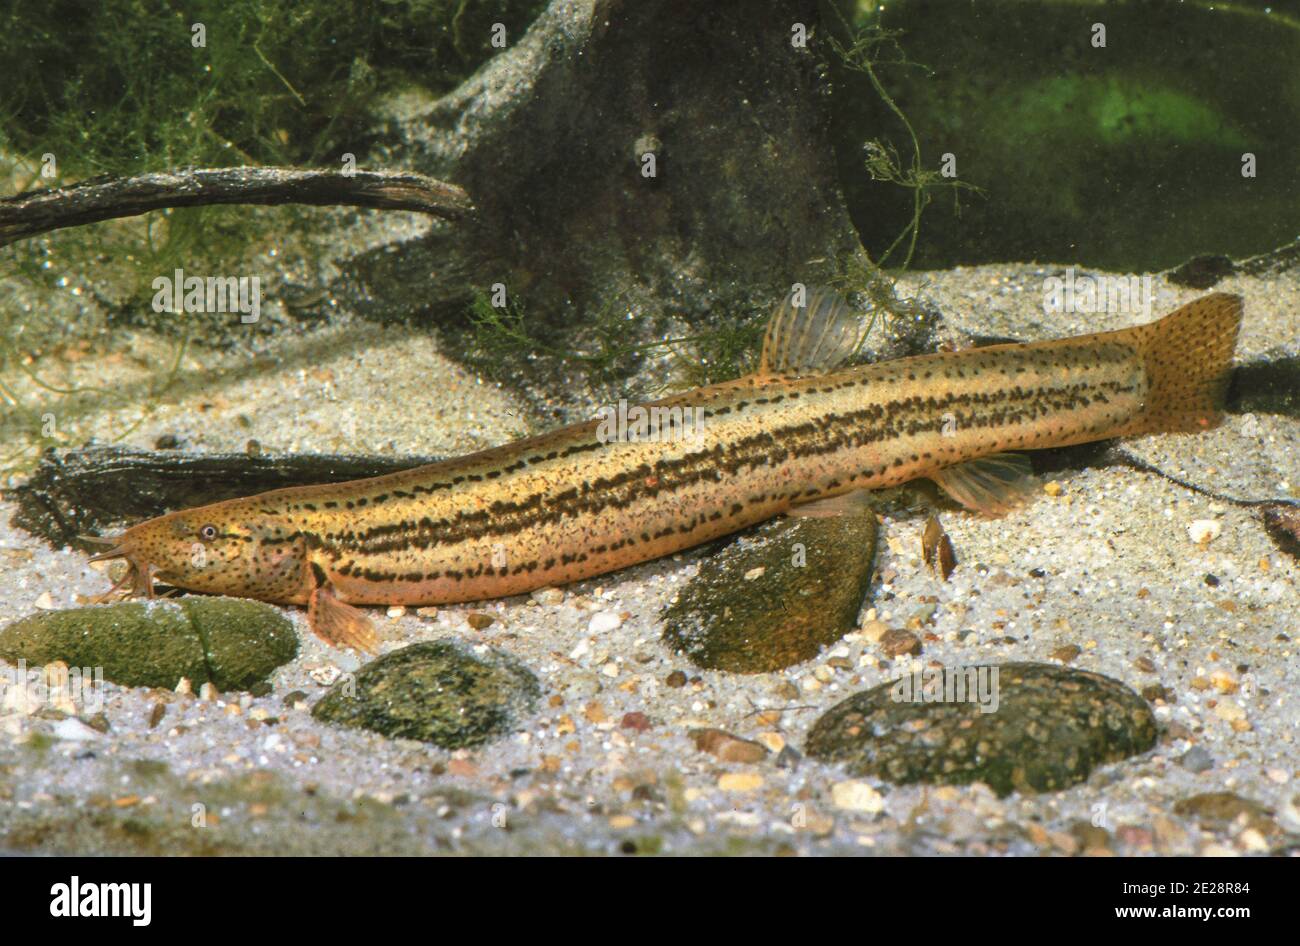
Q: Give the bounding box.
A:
[759,285,868,376]
[930,453,1036,517]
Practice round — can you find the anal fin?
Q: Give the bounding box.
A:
[930,452,1035,517]
[307,585,378,654]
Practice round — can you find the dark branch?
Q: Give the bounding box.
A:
[0,166,474,247]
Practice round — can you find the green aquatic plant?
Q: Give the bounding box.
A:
[666,314,767,390]
[827,12,982,269]
[462,288,769,394]
[0,0,548,345]
[0,0,547,182]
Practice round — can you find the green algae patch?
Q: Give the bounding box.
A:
[0,598,297,691]
[661,512,879,673]
[312,641,540,748]
[805,662,1157,797]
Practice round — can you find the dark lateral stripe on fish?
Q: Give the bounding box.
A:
[282,366,1140,558]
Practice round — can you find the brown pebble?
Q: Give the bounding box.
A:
[879,628,922,658]
[1070,821,1111,852]
[691,728,769,763]
[1141,684,1176,704]
[922,515,956,581]
[620,712,651,732]
[1133,656,1156,673]
[1050,644,1081,664]
[1174,791,1278,837]
[447,758,479,777]
[147,702,166,729]
[773,681,800,701]
[665,670,688,688]
[466,612,495,630]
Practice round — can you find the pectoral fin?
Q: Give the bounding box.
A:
[307,581,378,654]
[930,453,1035,517]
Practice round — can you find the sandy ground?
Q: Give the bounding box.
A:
[0,260,1296,856]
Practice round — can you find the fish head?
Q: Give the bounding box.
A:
[86,499,306,601]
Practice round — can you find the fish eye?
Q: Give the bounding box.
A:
[198,524,218,542]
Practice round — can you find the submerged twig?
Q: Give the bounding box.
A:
[0,166,475,247]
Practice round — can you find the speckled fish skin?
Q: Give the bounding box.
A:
[106,292,1242,610]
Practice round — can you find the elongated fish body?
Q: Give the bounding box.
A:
[93,291,1242,650]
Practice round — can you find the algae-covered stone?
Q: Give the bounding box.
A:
[180,598,299,691]
[805,662,1157,797]
[661,512,878,673]
[0,598,297,691]
[312,641,540,748]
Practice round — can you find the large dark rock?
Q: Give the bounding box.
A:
[0,597,298,691]
[805,661,1158,796]
[313,641,540,748]
[662,510,878,673]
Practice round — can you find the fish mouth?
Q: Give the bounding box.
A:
[81,534,158,600]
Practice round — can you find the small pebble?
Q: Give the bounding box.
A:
[620,712,651,732]
[1214,701,1246,723]
[691,728,768,763]
[831,780,884,814]
[859,619,889,643]
[1179,746,1215,773]
[1050,644,1081,664]
[588,611,623,634]
[773,681,799,701]
[1209,670,1238,694]
[309,665,341,686]
[52,718,102,742]
[717,772,764,792]
[879,628,921,658]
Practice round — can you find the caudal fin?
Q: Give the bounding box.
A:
[1125,292,1242,435]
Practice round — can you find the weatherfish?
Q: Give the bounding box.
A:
[86,290,1243,651]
